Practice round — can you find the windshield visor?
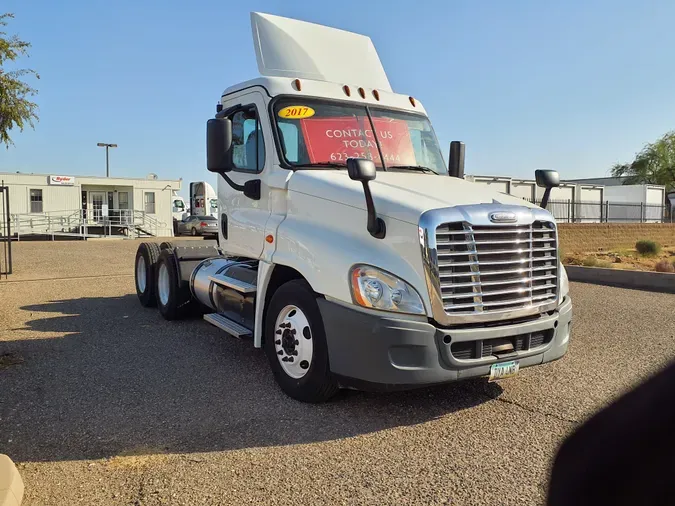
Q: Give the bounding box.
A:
[273,98,447,174]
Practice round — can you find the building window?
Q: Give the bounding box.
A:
[118,192,129,210]
[144,192,156,214]
[30,189,43,213]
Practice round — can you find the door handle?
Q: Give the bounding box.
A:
[221,213,228,239]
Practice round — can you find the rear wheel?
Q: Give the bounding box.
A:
[135,242,161,307]
[264,280,339,403]
[155,249,193,320]
[191,228,197,236]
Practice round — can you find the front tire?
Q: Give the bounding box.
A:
[264,280,339,403]
[135,242,161,307]
[155,249,193,320]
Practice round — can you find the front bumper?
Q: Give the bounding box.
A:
[318,296,572,391]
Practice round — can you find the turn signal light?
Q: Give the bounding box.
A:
[266,235,274,244]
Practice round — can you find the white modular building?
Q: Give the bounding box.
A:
[0,172,182,238]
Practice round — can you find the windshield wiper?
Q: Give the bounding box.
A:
[387,165,436,174]
[293,162,347,169]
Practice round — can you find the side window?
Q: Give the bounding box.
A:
[231,107,265,172]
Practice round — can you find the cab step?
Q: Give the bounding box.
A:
[208,274,257,294]
[203,313,252,338]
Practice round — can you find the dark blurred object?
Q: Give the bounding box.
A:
[547,358,675,505]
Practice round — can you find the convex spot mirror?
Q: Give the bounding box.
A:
[207,118,233,173]
[347,158,377,182]
[535,169,560,189]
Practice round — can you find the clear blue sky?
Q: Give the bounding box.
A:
[2,0,674,199]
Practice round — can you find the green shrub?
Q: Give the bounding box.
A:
[596,260,613,269]
[635,240,661,256]
[655,259,675,273]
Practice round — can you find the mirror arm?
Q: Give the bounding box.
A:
[220,172,245,192]
[541,188,552,209]
[361,181,386,239]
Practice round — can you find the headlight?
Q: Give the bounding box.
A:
[350,265,425,315]
[560,263,569,298]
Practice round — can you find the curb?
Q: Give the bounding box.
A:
[566,265,675,294]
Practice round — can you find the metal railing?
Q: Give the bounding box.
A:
[527,199,670,223]
[10,208,168,240]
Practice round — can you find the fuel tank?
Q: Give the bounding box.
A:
[190,258,258,328]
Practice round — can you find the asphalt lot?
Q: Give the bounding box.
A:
[1,240,675,505]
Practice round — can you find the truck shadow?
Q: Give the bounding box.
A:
[1,294,501,463]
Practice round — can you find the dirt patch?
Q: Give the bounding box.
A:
[564,246,675,272]
[106,447,171,469]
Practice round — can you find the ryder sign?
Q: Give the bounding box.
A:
[49,175,76,186]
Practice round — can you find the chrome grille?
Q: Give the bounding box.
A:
[435,221,558,315]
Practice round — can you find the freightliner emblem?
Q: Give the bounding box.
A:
[489,211,517,223]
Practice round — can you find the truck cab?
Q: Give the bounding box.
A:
[134,12,572,402]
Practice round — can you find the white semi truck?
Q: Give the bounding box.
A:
[134,12,572,403]
[189,181,218,218]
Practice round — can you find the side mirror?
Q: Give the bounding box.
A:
[207,118,233,173]
[535,169,560,210]
[448,141,465,178]
[347,158,385,239]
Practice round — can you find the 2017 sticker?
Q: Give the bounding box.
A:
[278,105,315,119]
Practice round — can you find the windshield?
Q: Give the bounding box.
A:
[273,98,447,174]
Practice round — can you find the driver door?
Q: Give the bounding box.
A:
[217,90,272,258]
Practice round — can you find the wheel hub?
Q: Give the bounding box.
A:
[274,305,313,379]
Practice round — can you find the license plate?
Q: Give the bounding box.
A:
[489,360,519,382]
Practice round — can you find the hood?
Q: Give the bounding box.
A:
[288,170,542,225]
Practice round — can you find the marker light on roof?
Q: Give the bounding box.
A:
[343,85,351,97]
[293,79,302,91]
[372,90,380,101]
[409,96,416,107]
[358,87,366,99]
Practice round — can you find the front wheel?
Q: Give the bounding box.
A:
[264,280,339,403]
[191,228,197,236]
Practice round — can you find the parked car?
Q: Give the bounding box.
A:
[177,215,218,237]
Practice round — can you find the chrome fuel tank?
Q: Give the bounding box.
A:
[190,258,257,326]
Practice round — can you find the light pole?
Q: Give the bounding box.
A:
[96,142,118,177]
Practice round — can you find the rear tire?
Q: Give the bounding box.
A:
[135,242,161,307]
[155,249,193,320]
[264,280,339,403]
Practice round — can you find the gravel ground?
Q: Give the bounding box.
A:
[1,241,674,505]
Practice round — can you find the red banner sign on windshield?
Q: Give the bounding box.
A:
[299,117,416,166]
